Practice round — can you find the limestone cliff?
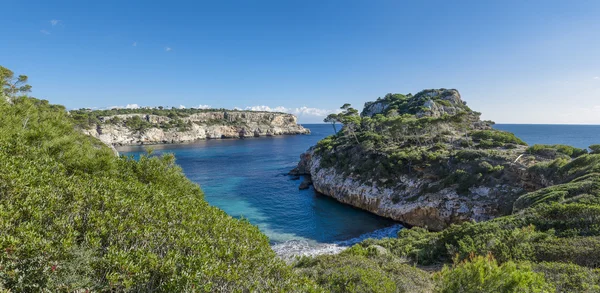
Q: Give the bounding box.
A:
[80,111,310,146]
[292,89,548,230]
[293,148,531,231]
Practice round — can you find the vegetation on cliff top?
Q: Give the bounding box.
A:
[70,107,290,130]
[315,89,529,212]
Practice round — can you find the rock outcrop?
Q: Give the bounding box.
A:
[293,89,541,230]
[81,111,310,145]
[294,148,528,231]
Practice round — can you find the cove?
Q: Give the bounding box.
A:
[117,124,400,256]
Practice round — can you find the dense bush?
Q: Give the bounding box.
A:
[527,144,588,159]
[519,203,600,237]
[470,130,527,146]
[293,245,436,293]
[0,97,318,292]
[515,156,600,211]
[533,237,600,268]
[435,254,553,293]
[533,262,600,293]
[123,115,153,131]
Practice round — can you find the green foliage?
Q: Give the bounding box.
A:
[436,254,554,293]
[360,227,443,264]
[124,115,153,131]
[520,203,600,237]
[293,246,435,293]
[515,155,600,211]
[533,236,600,268]
[0,65,31,99]
[533,262,600,293]
[591,145,600,155]
[470,130,527,146]
[527,144,588,159]
[0,96,318,292]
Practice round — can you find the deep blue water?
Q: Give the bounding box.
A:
[494,124,600,149]
[118,123,600,256]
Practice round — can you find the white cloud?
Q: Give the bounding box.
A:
[178,105,186,109]
[109,104,140,109]
[192,104,211,109]
[292,106,340,117]
[50,19,61,26]
[125,104,140,109]
[165,47,172,52]
[244,105,289,112]
[132,41,137,47]
[40,30,50,35]
[594,76,599,80]
[242,105,340,117]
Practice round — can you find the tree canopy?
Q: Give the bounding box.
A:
[0,65,31,100]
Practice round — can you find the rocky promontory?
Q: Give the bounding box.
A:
[73,109,310,145]
[292,89,590,230]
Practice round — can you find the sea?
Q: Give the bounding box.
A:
[118,124,600,258]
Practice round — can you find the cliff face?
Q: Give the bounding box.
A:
[292,89,545,230]
[81,111,310,145]
[294,149,530,230]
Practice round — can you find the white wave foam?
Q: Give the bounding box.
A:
[272,224,403,261]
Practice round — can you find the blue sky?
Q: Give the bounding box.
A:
[2,0,600,123]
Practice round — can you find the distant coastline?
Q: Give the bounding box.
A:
[74,109,310,146]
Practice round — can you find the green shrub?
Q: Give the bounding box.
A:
[436,254,554,293]
[360,227,444,265]
[455,149,494,162]
[528,144,588,159]
[591,145,600,155]
[293,249,434,293]
[520,203,600,237]
[470,130,527,146]
[124,115,152,132]
[533,237,600,268]
[534,262,600,293]
[442,169,482,194]
[440,223,552,265]
[514,173,600,211]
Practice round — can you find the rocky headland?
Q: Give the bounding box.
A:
[73,110,310,146]
[292,89,595,230]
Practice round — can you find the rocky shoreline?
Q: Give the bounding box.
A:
[80,111,310,146]
[291,149,528,231]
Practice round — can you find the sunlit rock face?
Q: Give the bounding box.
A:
[295,149,527,231]
[81,111,310,145]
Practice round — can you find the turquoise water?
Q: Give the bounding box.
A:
[117,124,400,256]
[119,123,600,256]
